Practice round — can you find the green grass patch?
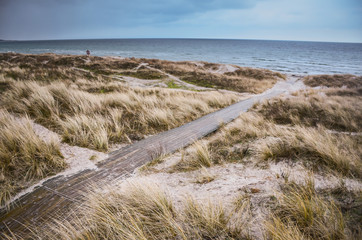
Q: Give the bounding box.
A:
[166,80,182,89]
[182,78,215,88]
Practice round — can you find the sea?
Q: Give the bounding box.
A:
[0,38,361,75]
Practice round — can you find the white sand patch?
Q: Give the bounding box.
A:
[107,62,167,89]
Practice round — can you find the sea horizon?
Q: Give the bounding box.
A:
[1,38,362,75]
[2,37,362,44]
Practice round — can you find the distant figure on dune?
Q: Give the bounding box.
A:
[86,49,90,56]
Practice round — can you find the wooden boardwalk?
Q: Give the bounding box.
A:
[0,78,299,238]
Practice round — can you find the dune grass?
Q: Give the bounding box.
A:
[171,141,213,172]
[173,88,362,178]
[320,183,362,239]
[303,74,362,88]
[0,53,240,207]
[144,58,285,93]
[254,89,362,132]
[266,178,346,240]
[0,53,245,152]
[0,110,65,206]
[255,124,361,177]
[0,53,285,94]
[0,54,107,83]
[27,181,251,240]
[23,179,351,240]
[1,80,237,151]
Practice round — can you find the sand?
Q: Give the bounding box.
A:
[117,140,362,239]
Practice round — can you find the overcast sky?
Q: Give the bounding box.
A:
[0,0,361,42]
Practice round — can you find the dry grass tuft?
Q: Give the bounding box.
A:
[172,141,213,171]
[265,217,307,240]
[254,125,361,177]
[139,150,167,172]
[176,111,361,177]
[0,110,65,206]
[182,198,234,239]
[32,181,251,240]
[266,178,346,240]
[43,183,178,240]
[255,90,362,132]
[193,141,212,168]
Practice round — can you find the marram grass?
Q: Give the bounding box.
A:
[0,110,65,206]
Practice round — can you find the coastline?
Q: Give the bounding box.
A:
[1,38,361,76]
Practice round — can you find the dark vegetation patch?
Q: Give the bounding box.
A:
[119,68,166,80]
[225,67,285,80]
[0,81,10,94]
[304,74,362,88]
[320,184,362,238]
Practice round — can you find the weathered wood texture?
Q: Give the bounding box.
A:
[0,79,297,238]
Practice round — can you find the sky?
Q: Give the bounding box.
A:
[0,0,361,42]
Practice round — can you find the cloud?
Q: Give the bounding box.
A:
[0,0,361,42]
[0,0,262,39]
